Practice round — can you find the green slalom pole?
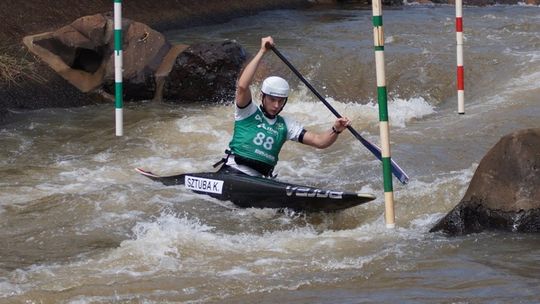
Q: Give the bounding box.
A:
[114,0,123,136]
[371,0,395,229]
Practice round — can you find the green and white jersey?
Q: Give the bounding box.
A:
[229,101,304,167]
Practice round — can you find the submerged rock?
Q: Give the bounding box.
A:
[431,128,540,236]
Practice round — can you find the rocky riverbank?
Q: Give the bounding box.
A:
[0,0,312,120]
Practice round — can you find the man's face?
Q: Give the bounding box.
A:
[262,95,287,116]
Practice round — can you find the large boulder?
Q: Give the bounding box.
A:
[102,17,172,100]
[431,128,540,236]
[163,40,246,103]
[23,13,171,101]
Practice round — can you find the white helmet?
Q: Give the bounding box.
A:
[261,76,289,98]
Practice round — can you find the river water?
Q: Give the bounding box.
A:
[1,3,539,303]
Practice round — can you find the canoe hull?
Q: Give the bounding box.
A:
[136,168,375,212]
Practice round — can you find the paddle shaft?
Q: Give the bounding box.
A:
[268,44,409,184]
[269,46,374,150]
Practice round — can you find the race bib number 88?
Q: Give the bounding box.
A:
[253,132,274,150]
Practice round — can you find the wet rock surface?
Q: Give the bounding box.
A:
[164,41,247,103]
[431,128,540,235]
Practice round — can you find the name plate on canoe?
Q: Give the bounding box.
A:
[185,176,224,194]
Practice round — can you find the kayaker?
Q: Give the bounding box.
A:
[216,36,350,177]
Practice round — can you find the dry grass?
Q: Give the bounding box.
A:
[0,47,46,86]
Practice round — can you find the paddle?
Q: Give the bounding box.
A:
[267,44,409,184]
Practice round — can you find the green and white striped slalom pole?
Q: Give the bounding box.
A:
[114,0,123,136]
[371,0,395,229]
[456,0,465,114]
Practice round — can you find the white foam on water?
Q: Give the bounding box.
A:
[135,156,201,175]
[284,89,435,130]
[111,204,453,274]
[108,213,365,274]
[0,159,479,301]
[0,129,34,165]
[465,66,540,115]
[0,279,25,299]
[385,35,396,44]
[91,150,113,163]
[365,96,436,128]
[217,266,254,277]
[509,70,540,89]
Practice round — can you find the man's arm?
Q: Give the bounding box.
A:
[236,36,274,108]
[301,117,350,149]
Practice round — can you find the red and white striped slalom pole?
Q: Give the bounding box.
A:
[456,0,465,115]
